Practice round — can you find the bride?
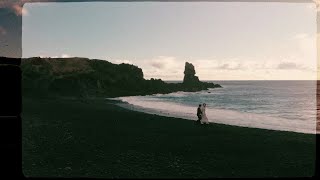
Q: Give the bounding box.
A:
[200,103,209,124]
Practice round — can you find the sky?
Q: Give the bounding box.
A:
[21,2,317,80]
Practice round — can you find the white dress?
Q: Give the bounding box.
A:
[200,106,209,124]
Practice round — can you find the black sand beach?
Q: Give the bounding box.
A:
[22,97,316,178]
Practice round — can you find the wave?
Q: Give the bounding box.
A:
[108,96,317,135]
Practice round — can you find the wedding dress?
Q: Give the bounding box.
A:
[200,106,209,124]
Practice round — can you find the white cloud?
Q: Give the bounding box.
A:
[277,62,306,70]
[107,58,133,65]
[149,56,181,70]
[61,54,70,58]
[213,62,243,70]
[142,56,184,80]
[102,55,317,80]
[150,60,166,69]
[37,54,73,58]
[193,58,263,71]
[34,53,316,80]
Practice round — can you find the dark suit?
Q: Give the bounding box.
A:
[197,107,202,122]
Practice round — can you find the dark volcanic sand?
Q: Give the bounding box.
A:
[22,97,316,178]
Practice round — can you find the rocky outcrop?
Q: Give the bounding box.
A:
[182,61,222,91]
[183,62,200,85]
[19,57,222,98]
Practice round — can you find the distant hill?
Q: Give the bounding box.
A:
[17,57,222,98]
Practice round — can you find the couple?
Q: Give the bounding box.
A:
[197,103,209,124]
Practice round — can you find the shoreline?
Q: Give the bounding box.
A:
[22,97,316,177]
[108,97,317,135]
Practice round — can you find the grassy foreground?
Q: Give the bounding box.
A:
[22,97,316,178]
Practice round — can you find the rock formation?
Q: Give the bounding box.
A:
[19,57,222,98]
[183,62,200,85]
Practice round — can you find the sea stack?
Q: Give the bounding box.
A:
[183,62,200,85]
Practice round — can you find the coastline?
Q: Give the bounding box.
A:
[22,97,316,178]
[109,96,317,135]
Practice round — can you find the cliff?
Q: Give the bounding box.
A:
[18,57,221,98]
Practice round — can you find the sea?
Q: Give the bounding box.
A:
[110,80,317,134]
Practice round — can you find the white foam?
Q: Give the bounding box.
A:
[108,96,317,134]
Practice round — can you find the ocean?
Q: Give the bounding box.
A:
[112,80,317,134]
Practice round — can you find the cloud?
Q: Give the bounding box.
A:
[0,26,7,35]
[61,54,70,58]
[118,55,316,80]
[150,62,165,69]
[215,63,243,70]
[100,55,316,80]
[107,58,133,65]
[191,58,250,71]
[213,56,316,72]
[150,61,165,69]
[140,56,184,80]
[149,56,181,70]
[121,60,133,64]
[277,62,298,69]
[38,54,72,58]
[277,62,311,70]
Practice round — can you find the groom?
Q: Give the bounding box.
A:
[196,104,202,123]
